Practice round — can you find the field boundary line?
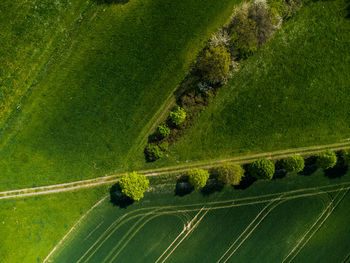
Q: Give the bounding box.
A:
[2,141,350,199]
[283,188,349,263]
[43,195,108,263]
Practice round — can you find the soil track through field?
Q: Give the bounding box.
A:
[47,183,349,263]
[2,141,350,200]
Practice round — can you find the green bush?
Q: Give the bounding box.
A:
[316,150,337,170]
[197,46,231,84]
[187,168,210,189]
[119,172,149,201]
[217,163,244,185]
[157,124,170,138]
[283,154,305,173]
[249,158,275,180]
[169,106,187,126]
[145,144,163,161]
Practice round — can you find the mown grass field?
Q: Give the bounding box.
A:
[0,185,108,263]
[0,0,244,191]
[50,169,350,263]
[152,0,350,166]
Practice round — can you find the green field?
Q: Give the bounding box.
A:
[0,0,243,191]
[50,169,350,262]
[0,186,108,263]
[154,0,350,166]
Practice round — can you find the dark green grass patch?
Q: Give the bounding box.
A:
[0,0,243,190]
[52,169,350,263]
[154,0,350,166]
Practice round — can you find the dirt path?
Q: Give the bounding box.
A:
[1,141,350,200]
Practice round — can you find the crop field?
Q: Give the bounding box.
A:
[49,170,350,263]
[156,0,350,166]
[0,0,243,191]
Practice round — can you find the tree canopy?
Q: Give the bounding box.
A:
[316,150,337,170]
[217,163,244,185]
[283,154,304,173]
[119,172,149,201]
[249,158,275,180]
[188,168,210,189]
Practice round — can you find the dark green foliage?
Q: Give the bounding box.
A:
[145,144,163,161]
[217,163,245,185]
[119,172,149,201]
[316,150,337,170]
[188,168,210,189]
[197,46,231,84]
[249,158,275,180]
[169,106,187,126]
[283,154,305,173]
[157,124,170,138]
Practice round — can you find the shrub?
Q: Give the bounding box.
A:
[169,106,186,126]
[119,172,149,201]
[197,46,231,84]
[145,144,163,161]
[217,163,245,185]
[188,168,210,189]
[157,124,170,138]
[229,0,275,59]
[249,158,275,180]
[283,154,305,173]
[316,150,337,170]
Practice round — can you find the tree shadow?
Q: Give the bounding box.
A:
[299,156,317,176]
[234,165,257,190]
[346,0,350,19]
[174,175,194,196]
[201,178,224,196]
[93,0,129,5]
[324,151,348,179]
[273,169,287,179]
[110,183,134,208]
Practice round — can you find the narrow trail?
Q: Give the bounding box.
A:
[1,141,350,200]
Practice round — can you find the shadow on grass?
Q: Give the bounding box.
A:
[234,164,257,190]
[201,178,225,196]
[299,156,318,176]
[175,175,194,196]
[110,183,134,208]
[93,0,129,4]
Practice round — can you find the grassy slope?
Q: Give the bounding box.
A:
[0,0,243,191]
[0,186,108,263]
[52,169,350,262]
[153,0,350,166]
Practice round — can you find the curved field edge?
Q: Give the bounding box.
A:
[0,0,245,191]
[49,171,350,262]
[150,0,350,167]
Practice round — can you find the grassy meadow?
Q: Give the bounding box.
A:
[0,0,245,190]
[50,168,350,263]
[153,0,350,166]
[0,186,108,263]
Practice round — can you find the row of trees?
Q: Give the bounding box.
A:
[116,150,345,202]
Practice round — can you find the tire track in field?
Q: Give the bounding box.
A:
[282,188,349,263]
[2,142,350,200]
